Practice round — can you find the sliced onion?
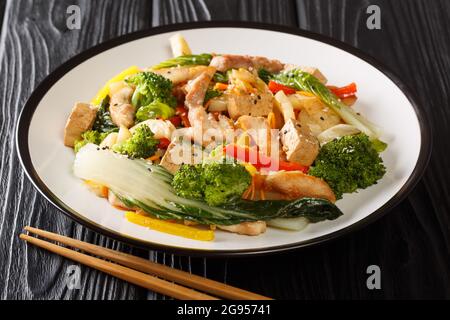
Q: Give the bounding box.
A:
[317,124,361,146]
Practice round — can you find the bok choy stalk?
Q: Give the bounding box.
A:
[272,69,387,151]
[151,54,213,70]
[73,144,343,225]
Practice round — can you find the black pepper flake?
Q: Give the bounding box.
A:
[257,95,261,100]
[320,116,325,121]
[253,100,257,105]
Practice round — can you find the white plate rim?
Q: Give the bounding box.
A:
[15,22,432,257]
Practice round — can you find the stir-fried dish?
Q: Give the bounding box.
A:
[64,34,387,241]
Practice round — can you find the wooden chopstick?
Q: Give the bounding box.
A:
[20,233,217,300]
[22,226,272,300]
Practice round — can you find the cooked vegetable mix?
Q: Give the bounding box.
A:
[63,34,387,240]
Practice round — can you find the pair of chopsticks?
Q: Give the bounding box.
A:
[20,226,271,300]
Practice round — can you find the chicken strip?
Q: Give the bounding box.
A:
[185,66,215,109]
[210,54,284,73]
[185,67,234,147]
[264,171,336,202]
[218,221,267,236]
[109,83,135,128]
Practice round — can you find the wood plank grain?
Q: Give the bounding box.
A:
[0,0,449,300]
[0,0,154,300]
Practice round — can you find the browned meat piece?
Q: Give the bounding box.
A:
[185,67,235,147]
[218,221,267,236]
[110,86,135,128]
[184,66,216,109]
[63,102,97,147]
[264,171,336,202]
[210,54,284,73]
[279,118,319,166]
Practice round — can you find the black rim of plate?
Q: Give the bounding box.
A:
[16,21,432,257]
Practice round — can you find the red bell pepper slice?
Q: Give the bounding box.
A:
[157,138,171,149]
[328,82,357,99]
[268,81,296,95]
[168,115,182,127]
[224,145,308,173]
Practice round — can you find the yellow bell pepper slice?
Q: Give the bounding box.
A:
[243,162,258,176]
[125,212,215,241]
[91,66,141,105]
[297,90,315,97]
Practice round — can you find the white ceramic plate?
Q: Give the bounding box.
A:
[16,23,431,256]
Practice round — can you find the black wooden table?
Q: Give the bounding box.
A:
[0,0,449,300]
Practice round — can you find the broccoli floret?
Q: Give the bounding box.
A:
[308,133,386,199]
[171,165,205,200]
[135,101,175,122]
[74,130,108,153]
[172,162,252,207]
[202,162,252,206]
[112,125,158,159]
[126,71,177,108]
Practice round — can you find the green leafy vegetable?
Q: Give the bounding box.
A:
[135,101,175,121]
[172,162,252,207]
[272,68,385,143]
[276,198,343,222]
[308,133,386,199]
[213,71,229,83]
[74,144,344,225]
[204,89,222,104]
[112,125,159,159]
[151,54,213,70]
[92,96,118,134]
[126,71,177,109]
[74,130,108,153]
[257,68,272,84]
[171,165,205,200]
